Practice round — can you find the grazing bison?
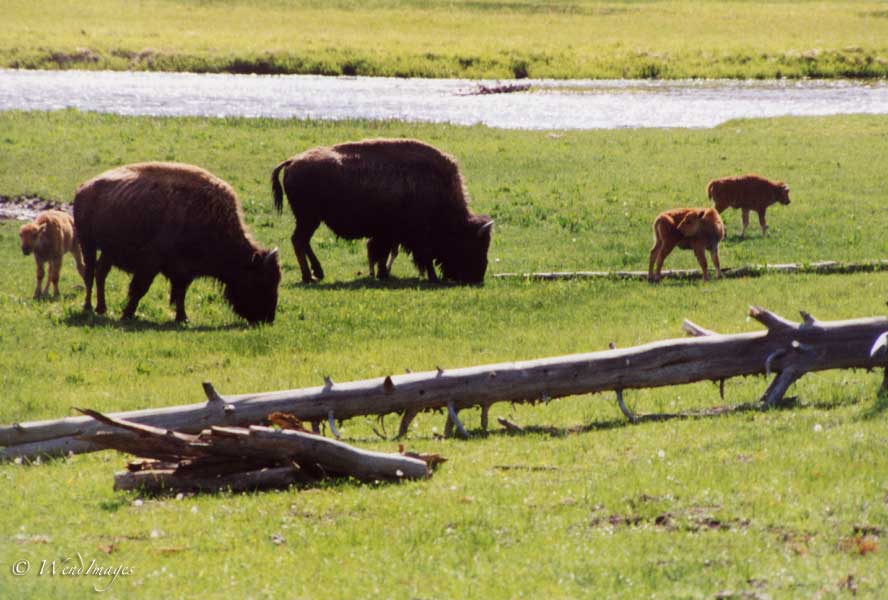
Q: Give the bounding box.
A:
[707,174,791,237]
[19,210,85,299]
[648,207,725,283]
[73,162,280,324]
[271,138,494,284]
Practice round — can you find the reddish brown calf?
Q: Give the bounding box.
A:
[707,174,790,237]
[648,208,725,283]
[19,210,85,299]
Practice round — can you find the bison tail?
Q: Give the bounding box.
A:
[706,181,715,200]
[271,159,291,215]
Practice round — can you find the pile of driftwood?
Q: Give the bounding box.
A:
[2,307,887,462]
[78,409,440,494]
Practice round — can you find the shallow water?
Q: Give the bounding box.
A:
[1,69,887,129]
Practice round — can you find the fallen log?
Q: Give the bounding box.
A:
[3,306,887,460]
[494,259,888,281]
[75,409,432,493]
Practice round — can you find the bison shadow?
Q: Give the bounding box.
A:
[290,275,469,292]
[60,311,248,332]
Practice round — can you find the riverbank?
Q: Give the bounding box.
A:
[4,0,888,79]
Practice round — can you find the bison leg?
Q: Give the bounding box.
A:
[94,253,113,315]
[305,245,324,281]
[81,241,97,312]
[710,247,722,279]
[420,256,438,282]
[648,237,677,283]
[740,208,750,238]
[169,278,192,323]
[70,237,86,280]
[757,209,768,236]
[290,223,321,283]
[386,245,399,273]
[49,256,62,298]
[33,258,46,299]
[121,270,158,320]
[692,244,710,281]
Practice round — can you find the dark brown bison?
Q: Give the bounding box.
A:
[73,162,281,324]
[707,174,791,237]
[271,138,493,284]
[648,207,725,282]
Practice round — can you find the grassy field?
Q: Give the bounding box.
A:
[3,0,888,79]
[1,111,887,598]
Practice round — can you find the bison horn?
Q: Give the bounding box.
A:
[265,247,279,266]
[478,220,494,237]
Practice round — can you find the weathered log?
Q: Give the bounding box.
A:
[79,410,430,483]
[495,259,888,281]
[4,307,888,460]
[113,465,313,493]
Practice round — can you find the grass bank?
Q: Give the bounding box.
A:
[0,111,887,598]
[3,1,888,79]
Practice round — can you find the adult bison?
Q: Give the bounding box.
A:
[271,138,493,284]
[74,162,280,324]
[707,174,791,237]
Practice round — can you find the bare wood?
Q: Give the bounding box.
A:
[497,417,525,433]
[480,405,490,431]
[682,320,718,337]
[494,260,888,281]
[113,466,313,493]
[615,389,638,424]
[397,408,418,439]
[760,368,803,408]
[446,401,469,439]
[5,309,888,460]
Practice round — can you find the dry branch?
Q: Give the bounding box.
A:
[4,307,888,460]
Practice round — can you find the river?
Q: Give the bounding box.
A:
[1,69,887,130]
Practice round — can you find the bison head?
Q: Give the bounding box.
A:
[19,222,46,256]
[224,248,281,324]
[439,215,493,284]
[777,183,791,205]
[678,208,725,250]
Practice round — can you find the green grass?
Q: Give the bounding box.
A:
[3,0,888,78]
[1,111,887,598]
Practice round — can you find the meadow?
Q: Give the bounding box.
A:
[1,110,887,598]
[3,0,888,79]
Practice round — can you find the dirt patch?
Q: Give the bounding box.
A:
[587,506,749,532]
[0,195,70,222]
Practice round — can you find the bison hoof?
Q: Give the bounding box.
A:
[95,305,107,315]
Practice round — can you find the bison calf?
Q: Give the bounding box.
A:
[648,208,725,283]
[74,162,281,324]
[19,210,85,299]
[707,174,790,237]
[272,138,493,284]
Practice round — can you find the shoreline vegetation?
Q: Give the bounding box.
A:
[3,1,888,79]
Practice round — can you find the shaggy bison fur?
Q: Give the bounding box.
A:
[271,138,493,284]
[19,210,85,299]
[707,174,791,237]
[74,162,280,324]
[648,207,725,282]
